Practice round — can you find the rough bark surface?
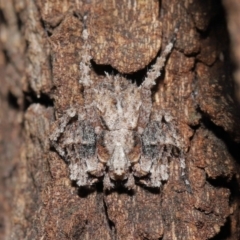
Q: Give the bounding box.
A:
[223,0,240,102]
[1,0,240,240]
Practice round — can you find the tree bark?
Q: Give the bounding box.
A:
[223,0,240,103]
[1,0,240,239]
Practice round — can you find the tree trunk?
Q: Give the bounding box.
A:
[1,0,240,239]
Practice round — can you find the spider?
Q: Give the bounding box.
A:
[50,18,187,190]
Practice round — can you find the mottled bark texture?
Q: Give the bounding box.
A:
[0,0,240,239]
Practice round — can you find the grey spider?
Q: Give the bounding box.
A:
[50,20,188,190]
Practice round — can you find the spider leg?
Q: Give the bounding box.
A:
[79,15,93,88]
[124,173,135,190]
[69,144,104,187]
[147,145,171,187]
[69,144,89,187]
[78,122,105,178]
[133,156,152,177]
[103,174,114,190]
[141,26,179,89]
[49,108,77,157]
[86,159,105,178]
